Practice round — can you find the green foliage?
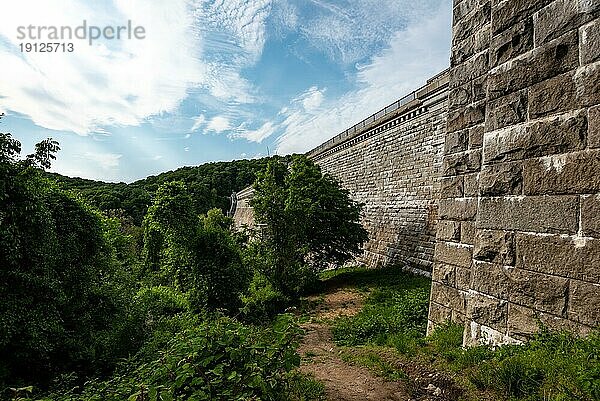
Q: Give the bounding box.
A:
[142,182,250,313]
[47,156,290,225]
[252,156,368,296]
[34,314,303,401]
[240,271,290,324]
[331,267,431,347]
[0,129,136,387]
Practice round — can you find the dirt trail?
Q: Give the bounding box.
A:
[298,289,410,401]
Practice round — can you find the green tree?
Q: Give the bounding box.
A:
[252,155,368,296]
[0,120,134,386]
[142,182,250,312]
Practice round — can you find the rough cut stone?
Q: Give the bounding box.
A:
[471,261,512,299]
[453,2,491,43]
[431,282,467,313]
[474,229,516,265]
[589,105,600,148]
[463,173,479,197]
[483,112,586,164]
[491,0,553,35]
[447,101,486,133]
[432,263,456,286]
[477,196,579,233]
[582,195,600,238]
[485,89,528,131]
[580,19,600,65]
[490,17,533,67]
[569,280,600,326]
[437,220,461,241]
[487,30,579,99]
[460,221,477,245]
[523,150,600,195]
[509,269,569,316]
[448,84,472,112]
[516,233,600,283]
[534,0,600,46]
[438,198,478,221]
[443,149,482,175]
[429,301,453,324]
[479,163,523,196]
[435,241,473,268]
[468,125,484,148]
[574,61,600,107]
[467,292,508,330]
[445,129,469,154]
[450,51,490,88]
[528,72,577,119]
[440,176,464,199]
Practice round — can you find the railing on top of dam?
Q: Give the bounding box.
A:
[306,68,450,160]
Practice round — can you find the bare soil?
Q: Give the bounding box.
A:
[297,288,468,401]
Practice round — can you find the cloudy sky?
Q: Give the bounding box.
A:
[0,0,452,182]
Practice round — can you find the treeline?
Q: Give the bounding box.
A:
[1,115,367,400]
[47,156,291,225]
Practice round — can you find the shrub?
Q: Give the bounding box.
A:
[240,271,289,324]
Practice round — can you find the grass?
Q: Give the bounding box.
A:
[321,265,600,401]
[339,348,408,381]
[288,372,326,401]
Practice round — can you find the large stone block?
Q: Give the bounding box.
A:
[491,0,553,35]
[534,0,600,46]
[487,30,579,99]
[452,23,491,65]
[435,241,473,268]
[439,198,478,220]
[448,84,472,113]
[445,129,469,154]
[507,303,587,340]
[528,72,577,119]
[582,194,600,238]
[461,221,477,245]
[485,89,528,131]
[428,301,453,325]
[471,260,512,299]
[437,220,461,241]
[431,282,467,313]
[574,61,600,107]
[523,150,600,195]
[477,196,579,234]
[516,233,600,283]
[569,280,600,326]
[440,176,464,199]
[469,125,484,149]
[453,2,491,44]
[490,17,533,67]
[479,162,523,196]
[463,173,479,197]
[580,19,600,65]
[510,269,569,316]
[450,51,490,88]
[474,229,516,265]
[483,112,586,164]
[467,292,508,331]
[589,105,600,148]
[443,149,482,175]
[447,101,486,133]
[432,263,456,286]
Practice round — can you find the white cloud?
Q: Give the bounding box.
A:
[206,116,231,133]
[190,114,206,132]
[234,121,276,143]
[83,151,122,169]
[299,87,325,112]
[275,0,452,154]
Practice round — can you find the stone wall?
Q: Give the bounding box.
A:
[428,0,600,345]
[307,72,449,274]
[231,186,255,230]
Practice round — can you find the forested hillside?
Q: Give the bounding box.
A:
[47,156,290,224]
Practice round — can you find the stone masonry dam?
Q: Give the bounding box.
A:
[232,0,600,345]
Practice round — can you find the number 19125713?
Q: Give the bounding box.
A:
[19,42,74,52]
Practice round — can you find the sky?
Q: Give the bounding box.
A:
[0,0,452,183]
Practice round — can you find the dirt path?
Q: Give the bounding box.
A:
[298,289,411,401]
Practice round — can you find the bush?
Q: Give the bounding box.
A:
[333,287,430,347]
[35,314,303,401]
[240,271,289,324]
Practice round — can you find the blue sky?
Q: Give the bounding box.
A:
[0,0,452,182]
